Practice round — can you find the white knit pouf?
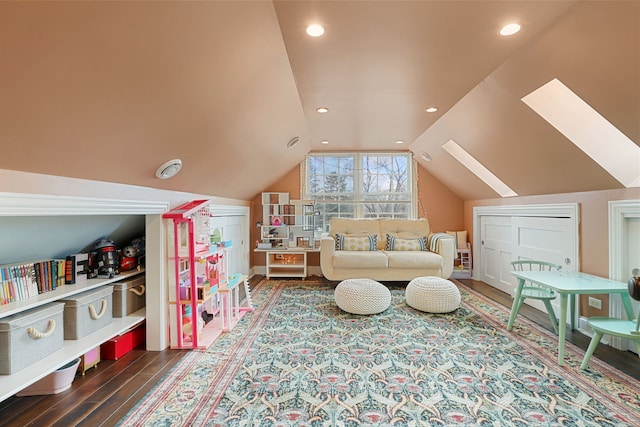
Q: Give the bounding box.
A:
[335,278,391,315]
[406,276,460,313]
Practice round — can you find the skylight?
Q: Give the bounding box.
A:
[522,78,640,188]
[442,140,518,197]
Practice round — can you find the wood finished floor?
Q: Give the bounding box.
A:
[1,276,638,426]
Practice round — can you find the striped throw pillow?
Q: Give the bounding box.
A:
[385,233,427,251]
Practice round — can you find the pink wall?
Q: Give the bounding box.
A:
[417,165,464,232]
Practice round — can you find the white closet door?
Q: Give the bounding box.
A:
[210,215,249,277]
[511,216,576,320]
[512,216,575,271]
[479,215,576,309]
[478,215,513,294]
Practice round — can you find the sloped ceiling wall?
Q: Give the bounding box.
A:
[0,1,637,201]
[411,1,639,200]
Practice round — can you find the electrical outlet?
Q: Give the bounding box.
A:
[588,297,602,310]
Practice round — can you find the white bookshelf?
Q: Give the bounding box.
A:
[0,270,146,402]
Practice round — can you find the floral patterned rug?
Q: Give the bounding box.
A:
[119,278,640,426]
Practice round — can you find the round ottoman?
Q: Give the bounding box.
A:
[406,276,461,313]
[335,278,391,315]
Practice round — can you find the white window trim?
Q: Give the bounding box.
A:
[303,152,416,219]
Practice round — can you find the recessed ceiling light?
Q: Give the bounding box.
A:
[316,107,329,113]
[395,140,405,144]
[420,152,432,162]
[321,140,330,145]
[425,107,438,113]
[155,159,182,179]
[287,136,301,148]
[306,24,325,37]
[500,23,521,36]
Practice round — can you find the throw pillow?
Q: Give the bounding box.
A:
[385,233,427,251]
[446,230,468,250]
[335,233,378,251]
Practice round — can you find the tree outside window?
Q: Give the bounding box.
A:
[304,152,414,232]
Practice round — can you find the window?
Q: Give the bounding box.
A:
[304,152,415,232]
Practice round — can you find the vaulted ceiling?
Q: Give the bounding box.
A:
[0,1,638,201]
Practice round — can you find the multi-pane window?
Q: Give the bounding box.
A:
[304,152,415,232]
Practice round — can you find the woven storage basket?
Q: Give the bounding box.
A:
[60,286,113,339]
[112,274,145,318]
[0,302,65,374]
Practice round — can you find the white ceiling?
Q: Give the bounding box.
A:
[0,1,638,201]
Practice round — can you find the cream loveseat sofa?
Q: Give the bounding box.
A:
[320,218,455,281]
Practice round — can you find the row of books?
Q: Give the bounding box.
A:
[281,204,296,225]
[0,255,88,305]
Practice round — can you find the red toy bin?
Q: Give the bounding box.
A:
[101,323,146,360]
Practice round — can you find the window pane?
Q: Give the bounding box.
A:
[362,154,409,195]
[305,152,413,229]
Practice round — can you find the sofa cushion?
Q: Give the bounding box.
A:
[379,219,430,250]
[335,234,378,251]
[385,234,427,251]
[384,250,443,269]
[334,250,389,269]
[330,218,380,236]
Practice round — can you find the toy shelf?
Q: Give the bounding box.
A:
[163,200,252,350]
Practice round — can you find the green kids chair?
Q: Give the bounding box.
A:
[510,260,563,334]
[580,273,640,370]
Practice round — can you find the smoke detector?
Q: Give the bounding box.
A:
[155,159,182,179]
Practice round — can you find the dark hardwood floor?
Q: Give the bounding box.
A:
[1,276,638,426]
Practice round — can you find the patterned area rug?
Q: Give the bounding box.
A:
[119,278,640,426]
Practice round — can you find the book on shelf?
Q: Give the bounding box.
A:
[0,258,68,305]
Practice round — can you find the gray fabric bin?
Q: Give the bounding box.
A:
[112,274,146,318]
[0,302,65,374]
[60,286,113,339]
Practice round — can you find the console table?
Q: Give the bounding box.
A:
[508,270,634,365]
[254,248,319,279]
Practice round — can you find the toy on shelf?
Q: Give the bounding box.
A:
[181,305,204,342]
[90,238,119,279]
[120,236,145,271]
